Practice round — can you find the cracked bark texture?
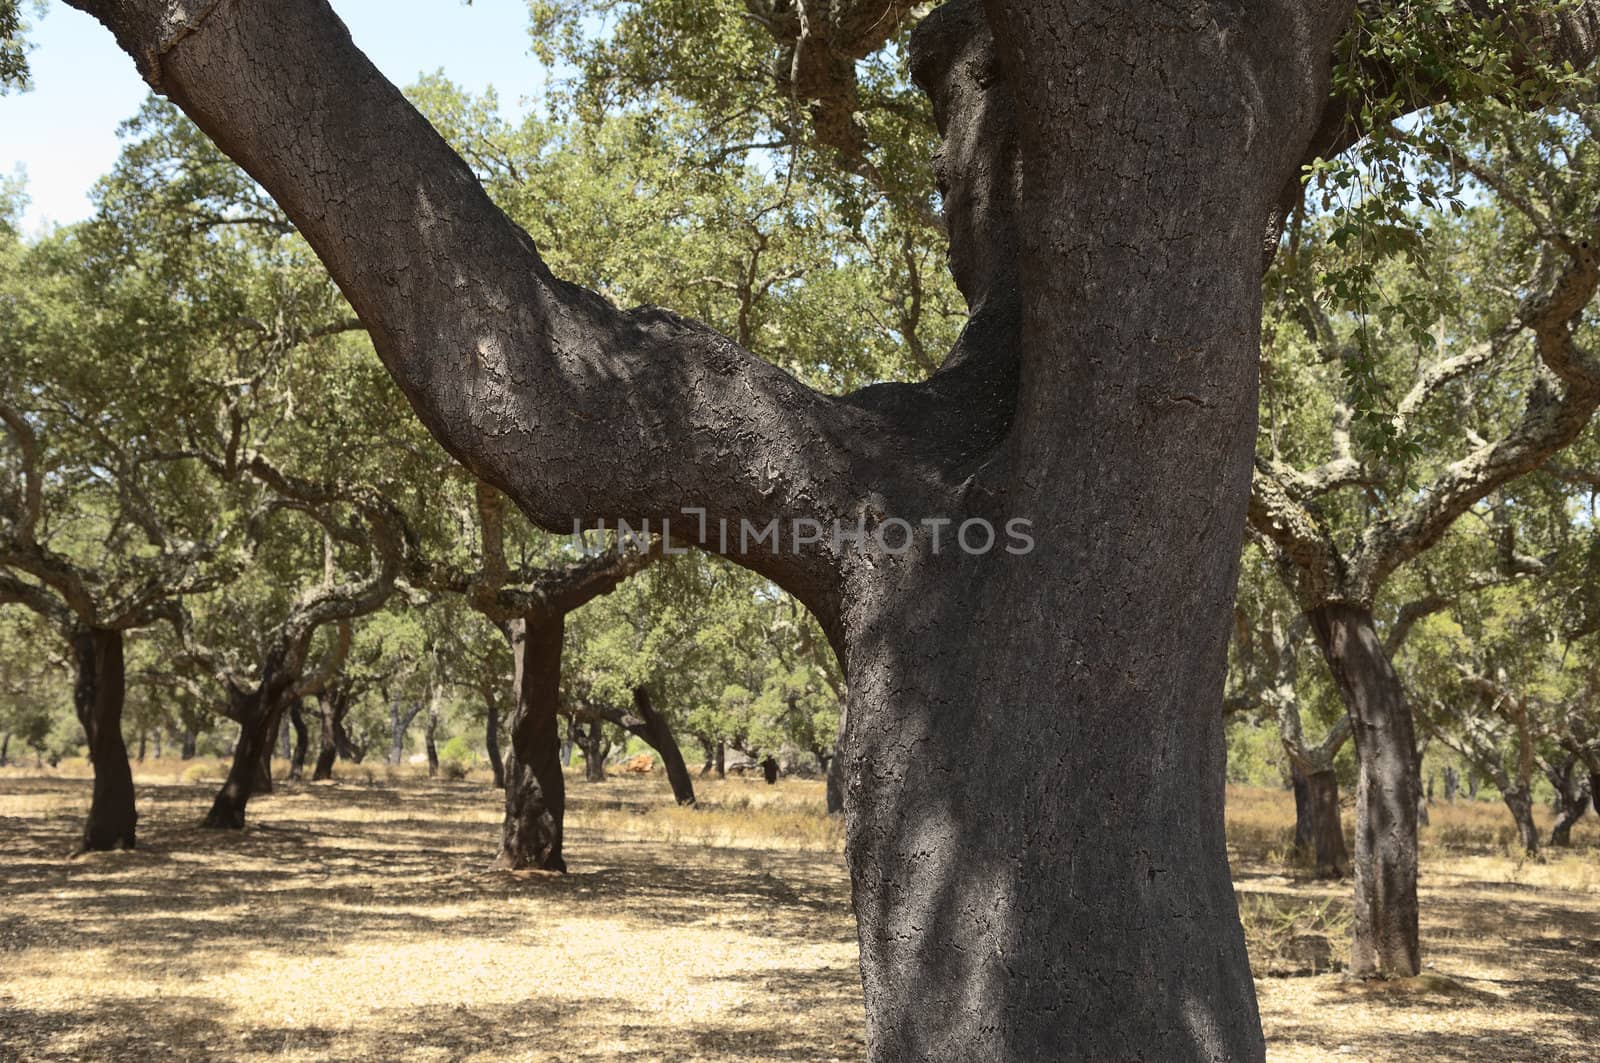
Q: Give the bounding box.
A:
[71,0,1357,1056]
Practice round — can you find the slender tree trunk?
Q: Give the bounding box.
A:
[253,714,279,795]
[136,730,146,763]
[629,687,695,805]
[571,718,609,782]
[494,616,566,872]
[1301,768,1348,878]
[485,696,505,789]
[288,700,309,781]
[71,626,136,851]
[388,702,408,766]
[154,729,163,760]
[0,731,9,767]
[1443,766,1458,803]
[202,692,283,830]
[715,739,725,779]
[1308,604,1420,978]
[1546,758,1588,848]
[1503,786,1541,856]
[313,692,340,781]
[425,706,440,778]
[181,729,197,760]
[1551,799,1586,847]
[1291,763,1312,850]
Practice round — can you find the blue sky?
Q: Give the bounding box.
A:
[1,0,550,235]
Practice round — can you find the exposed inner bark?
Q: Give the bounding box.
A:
[1309,604,1420,978]
[72,626,137,852]
[494,616,567,872]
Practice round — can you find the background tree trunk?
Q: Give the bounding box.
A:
[203,691,284,830]
[494,616,567,872]
[1545,757,1588,847]
[253,713,279,795]
[424,701,440,778]
[1309,604,1420,978]
[180,729,197,760]
[313,691,340,781]
[71,626,136,851]
[1299,768,1349,878]
[1503,786,1542,856]
[630,687,695,805]
[485,696,505,789]
[575,721,609,782]
[287,700,309,781]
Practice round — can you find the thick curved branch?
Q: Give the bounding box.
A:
[1248,464,1345,604]
[1356,226,1600,590]
[0,398,43,545]
[66,0,965,623]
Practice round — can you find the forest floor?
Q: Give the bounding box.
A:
[0,765,1597,1062]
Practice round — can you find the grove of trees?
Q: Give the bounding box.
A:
[2,1,1600,1059]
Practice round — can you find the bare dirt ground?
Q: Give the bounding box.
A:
[1,768,1596,1062]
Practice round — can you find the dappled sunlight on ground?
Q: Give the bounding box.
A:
[0,772,862,1062]
[1,772,1597,1060]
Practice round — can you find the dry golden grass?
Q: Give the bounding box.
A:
[1,771,1597,1061]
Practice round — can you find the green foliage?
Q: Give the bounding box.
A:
[0,0,38,94]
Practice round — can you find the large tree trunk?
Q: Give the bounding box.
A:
[65,0,1355,1055]
[1309,604,1420,979]
[71,626,136,852]
[485,695,505,789]
[494,616,566,872]
[1503,786,1541,856]
[287,700,309,781]
[630,687,695,805]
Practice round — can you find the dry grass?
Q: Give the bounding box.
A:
[1,771,1597,1061]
